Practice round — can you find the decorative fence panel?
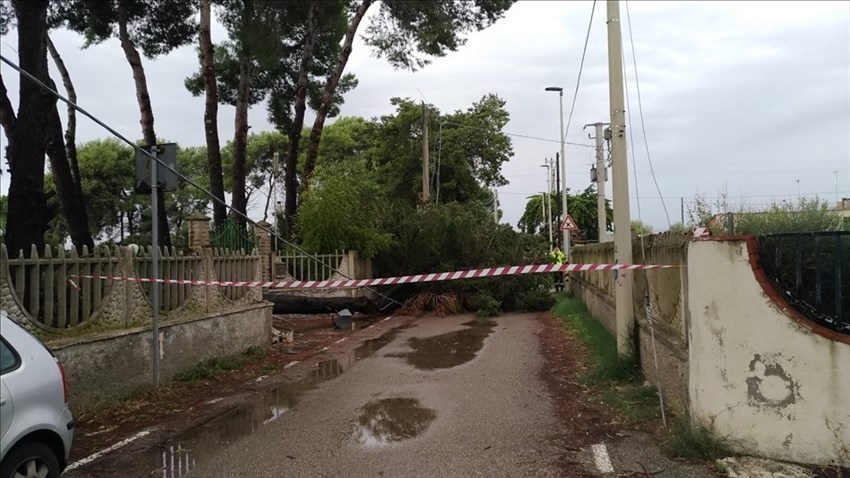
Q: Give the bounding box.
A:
[212,248,259,301]
[275,248,345,281]
[1,244,262,330]
[135,247,203,312]
[4,245,121,329]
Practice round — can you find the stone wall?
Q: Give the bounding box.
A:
[50,302,272,407]
[571,234,691,412]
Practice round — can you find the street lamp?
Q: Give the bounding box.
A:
[545,86,569,261]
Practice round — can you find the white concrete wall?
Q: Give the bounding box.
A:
[688,240,850,466]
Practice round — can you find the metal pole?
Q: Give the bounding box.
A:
[545,162,553,250]
[150,146,161,387]
[608,0,634,357]
[558,92,569,261]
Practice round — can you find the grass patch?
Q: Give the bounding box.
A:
[173,346,268,383]
[551,294,657,424]
[551,295,640,384]
[75,385,160,419]
[665,417,736,460]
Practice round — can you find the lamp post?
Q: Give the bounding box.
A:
[545,86,569,261]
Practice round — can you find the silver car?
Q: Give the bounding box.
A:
[0,311,74,478]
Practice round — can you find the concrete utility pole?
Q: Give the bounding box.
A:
[608,0,634,357]
[543,160,554,250]
[586,122,611,242]
[422,102,430,203]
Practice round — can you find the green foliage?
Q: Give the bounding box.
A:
[467,291,502,317]
[366,0,517,70]
[186,1,356,132]
[54,139,209,246]
[665,417,736,460]
[375,201,550,312]
[518,186,612,242]
[173,346,266,383]
[667,222,690,234]
[298,161,393,257]
[552,296,640,384]
[552,295,660,424]
[734,197,849,234]
[631,220,654,236]
[58,0,197,58]
[372,96,512,206]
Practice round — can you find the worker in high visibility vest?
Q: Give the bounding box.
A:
[549,246,566,291]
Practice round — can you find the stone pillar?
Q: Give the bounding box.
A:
[254,221,272,281]
[187,213,211,252]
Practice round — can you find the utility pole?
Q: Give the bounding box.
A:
[422,102,430,203]
[543,160,554,250]
[586,122,610,242]
[681,197,685,224]
[608,0,634,357]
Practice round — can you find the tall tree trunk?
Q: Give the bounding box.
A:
[45,36,93,252]
[282,0,319,238]
[45,36,82,194]
[45,97,94,251]
[231,0,254,231]
[117,0,171,248]
[300,0,372,203]
[200,0,226,228]
[0,72,14,145]
[6,0,50,258]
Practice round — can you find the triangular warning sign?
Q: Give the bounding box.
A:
[560,214,578,231]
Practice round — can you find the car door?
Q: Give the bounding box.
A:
[0,338,20,443]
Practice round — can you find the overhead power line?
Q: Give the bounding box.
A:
[624,0,671,228]
[439,120,594,148]
[563,0,597,143]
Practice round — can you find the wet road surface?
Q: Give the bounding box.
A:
[66,314,566,477]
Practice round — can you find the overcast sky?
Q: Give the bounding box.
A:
[1,0,848,232]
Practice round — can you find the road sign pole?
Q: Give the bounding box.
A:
[150,147,161,388]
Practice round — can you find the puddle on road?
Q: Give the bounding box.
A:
[352,398,436,447]
[78,327,402,477]
[391,319,496,370]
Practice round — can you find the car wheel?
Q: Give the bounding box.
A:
[0,441,60,478]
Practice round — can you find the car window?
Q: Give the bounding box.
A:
[0,338,20,374]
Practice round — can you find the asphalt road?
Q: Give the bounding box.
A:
[191,313,564,478]
[67,313,568,477]
[64,313,716,478]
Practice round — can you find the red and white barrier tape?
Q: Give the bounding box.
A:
[71,262,679,290]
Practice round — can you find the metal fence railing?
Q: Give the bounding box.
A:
[275,247,344,282]
[758,232,850,333]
